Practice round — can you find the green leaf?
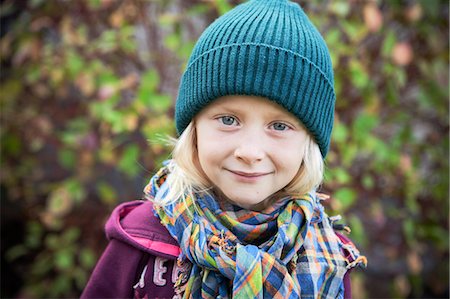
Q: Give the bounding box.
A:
[187,4,210,16]
[341,143,358,167]
[118,144,140,177]
[60,118,90,147]
[385,79,399,105]
[136,70,168,114]
[138,69,160,95]
[352,112,379,143]
[97,181,117,205]
[332,122,348,144]
[349,60,369,90]
[334,187,357,211]
[330,2,350,17]
[348,215,366,247]
[31,252,53,276]
[402,218,416,246]
[362,174,375,189]
[73,266,89,290]
[63,227,80,244]
[25,221,43,248]
[108,110,127,134]
[97,30,118,52]
[334,75,343,99]
[179,41,196,61]
[55,249,75,271]
[64,179,86,203]
[159,12,178,27]
[89,101,112,120]
[66,50,84,78]
[382,30,397,58]
[58,149,76,169]
[326,28,341,46]
[215,0,233,15]
[341,20,365,43]
[90,101,128,133]
[149,94,172,113]
[418,225,449,251]
[333,167,351,184]
[394,67,407,88]
[48,187,73,216]
[51,275,72,296]
[325,29,342,66]
[79,248,96,269]
[86,0,101,9]
[164,33,180,51]
[45,234,59,250]
[26,65,43,84]
[119,26,136,53]
[67,117,91,132]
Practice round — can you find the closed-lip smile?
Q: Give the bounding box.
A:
[226,169,272,177]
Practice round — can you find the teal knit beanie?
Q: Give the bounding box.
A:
[175,0,335,158]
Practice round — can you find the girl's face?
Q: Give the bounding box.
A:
[195,95,309,211]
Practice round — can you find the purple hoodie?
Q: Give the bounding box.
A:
[81,200,180,299]
[81,200,353,299]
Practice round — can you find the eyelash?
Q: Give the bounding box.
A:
[217,115,239,126]
[270,122,292,131]
[215,116,293,131]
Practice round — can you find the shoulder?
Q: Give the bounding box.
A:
[105,200,180,259]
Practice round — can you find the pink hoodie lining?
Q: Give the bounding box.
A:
[133,236,181,257]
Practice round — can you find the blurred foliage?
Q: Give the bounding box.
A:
[0,0,448,298]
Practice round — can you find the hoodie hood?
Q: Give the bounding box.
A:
[105,200,180,259]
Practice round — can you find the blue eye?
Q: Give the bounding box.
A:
[271,122,289,131]
[219,116,238,126]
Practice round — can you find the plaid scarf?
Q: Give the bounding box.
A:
[147,166,358,299]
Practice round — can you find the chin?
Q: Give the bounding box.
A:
[225,195,256,207]
[229,196,269,211]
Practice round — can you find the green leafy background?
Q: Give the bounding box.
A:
[1,0,448,298]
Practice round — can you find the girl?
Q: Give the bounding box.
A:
[82,0,366,298]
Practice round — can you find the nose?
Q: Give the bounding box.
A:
[233,131,266,164]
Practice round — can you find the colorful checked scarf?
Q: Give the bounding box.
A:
[146,166,364,299]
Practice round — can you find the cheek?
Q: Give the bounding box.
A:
[197,129,231,161]
[196,125,211,157]
[197,137,215,158]
[285,159,303,181]
[194,144,217,187]
[276,142,305,174]
[196,144,208,170]
[196,139,220,175]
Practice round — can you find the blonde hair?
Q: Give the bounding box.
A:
[152,121,324,206]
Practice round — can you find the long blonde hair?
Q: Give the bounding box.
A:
[150,121,324,206]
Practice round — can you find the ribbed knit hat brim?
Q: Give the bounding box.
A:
[175,0,335,157]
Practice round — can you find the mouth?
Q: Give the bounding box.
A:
[226,169,272,178]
